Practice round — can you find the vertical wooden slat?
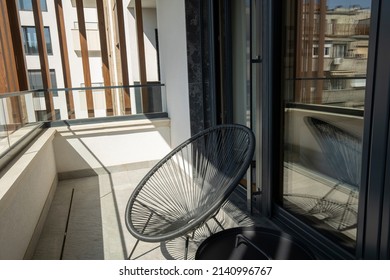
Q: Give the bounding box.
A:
[0,2,7,93]
[32,0,55,120]
[315,0,326,104]
[76,0,94,117]
[116,0,131,113]
[0,1,18,93]
[55,0,75,119]
[6,0,27,125]
[0,1,10,94]
[0,1,26,126]
[295,0,303,102]
[306,0,315,103]
[96,0,113,116]
[134,0,148,113]
[7,0,29,91]
[0,34,7,93]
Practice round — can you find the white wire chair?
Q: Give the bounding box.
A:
[125,124,255,259]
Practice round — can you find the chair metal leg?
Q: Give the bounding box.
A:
[204,221,213,235]
[184,235,190,260]
[212,216,225,231]
[128,212,153,260]
[128,239,140,260]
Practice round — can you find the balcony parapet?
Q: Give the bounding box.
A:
[0,116,170,259]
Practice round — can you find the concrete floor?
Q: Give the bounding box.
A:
[32,167,271,260]
[32,160,356,260]
[283,162,359,240]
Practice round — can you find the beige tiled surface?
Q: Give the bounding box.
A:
[32,168,264,260]
[283,163,359,240]
[32,161,359,260]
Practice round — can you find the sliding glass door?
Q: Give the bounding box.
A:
[280,0,371,252]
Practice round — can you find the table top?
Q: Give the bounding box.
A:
[195,227,316,260]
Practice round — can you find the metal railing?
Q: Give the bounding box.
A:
[287,77,366,109]
[0,84,166,169]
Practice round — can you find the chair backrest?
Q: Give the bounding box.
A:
[305,116,362,189]
[125,124,255,242]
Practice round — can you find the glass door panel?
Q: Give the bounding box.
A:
[232,0,261,211]
[281,0,371,251]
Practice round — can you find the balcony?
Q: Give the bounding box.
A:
[0,86,270,260]
[72,22,101,57]
[70,0,97,9]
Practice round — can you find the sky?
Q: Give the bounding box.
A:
[327,0,371,8]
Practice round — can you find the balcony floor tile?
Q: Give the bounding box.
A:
[32,168,270,260]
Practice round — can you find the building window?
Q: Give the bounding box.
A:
[28,69,58,97]
[324,46,330,57]
[313,46,319,57]
[313,44,331,58]
[330,78,347,90]
[18,0,47,11]
[333,44,347,58]
[22,26,53,55]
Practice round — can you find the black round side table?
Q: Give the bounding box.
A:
[195,227,316,260]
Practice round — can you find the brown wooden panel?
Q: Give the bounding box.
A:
[55,0,75,119]
[7,0,28,91]
[0,1,18,93]
[315,0,326,104]
[6,0,27,124]
[295,0,303,102]
[0,39,7,93]
[0,3,9,93]
[76,0,94,117]
[96,0,113,116]
[135,0,149,113]
[305,0,315,103]
[116,0,131,113]
[32,0,55,120]
[0,1,23,124]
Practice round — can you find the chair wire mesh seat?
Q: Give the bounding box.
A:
[125,124,255,259]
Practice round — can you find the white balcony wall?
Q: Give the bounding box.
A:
[156,0,191,147]
[53,118,171,177]
[71,29,101,53]
[0,117,171,259]
[0,129,57,259]
[70,0,97,8]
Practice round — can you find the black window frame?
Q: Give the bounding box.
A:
[259,0,390,260]
[27,69,58,97]
[18,0,47,11]
[22,26,53,55]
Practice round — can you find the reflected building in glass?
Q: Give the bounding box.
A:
[281,0,371,251]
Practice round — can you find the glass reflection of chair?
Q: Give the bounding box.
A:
[125,124,255,259]
[286,117,362,232]
[305,116,362,190]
